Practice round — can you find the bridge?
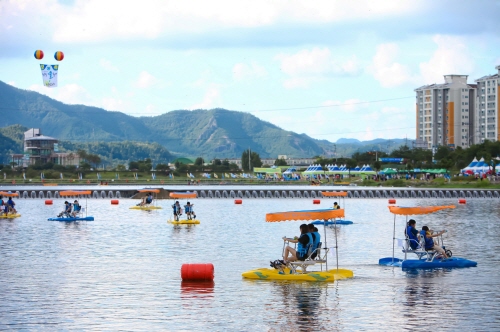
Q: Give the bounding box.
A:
[2,185,499,199]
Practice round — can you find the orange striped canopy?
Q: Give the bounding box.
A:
[388,205,455,216]
[169,192,197,199]
[138,189,160,193]
[321,191,347,197]
[266,208,345,222]
[60,190,92,196]
[0,191,19,197]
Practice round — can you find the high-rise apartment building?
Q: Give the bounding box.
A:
[474,66,500,144]
[415,75,476,149]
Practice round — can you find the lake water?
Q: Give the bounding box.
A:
[0,197,499,331]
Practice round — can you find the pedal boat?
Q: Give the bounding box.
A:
[242,208,354,282]
[168,192,199,225]
[130,189,162,210]
[48,191,94,222]
[0,213,21,219]
[0,191,20,218]
[378,205,477,269]
[167,219,200,225]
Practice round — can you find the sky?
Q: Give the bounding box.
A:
[1,0,499,143]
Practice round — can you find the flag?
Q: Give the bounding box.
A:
[214,173,218,178]
[23,173,26,180]
[152,173,156,180]
[40,64,59,88]
[60,173,63,179]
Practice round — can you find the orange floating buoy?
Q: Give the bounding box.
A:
[388,199,396,204]
[234,199,242,204]
[111,199,119,205]
[458,199,466,204]
[45,199,53,205]
[313,199,320,204]
[181,263,214,281]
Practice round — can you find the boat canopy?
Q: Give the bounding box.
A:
[0,191,19,197]
[138,189,160,193]
[60,190,92,196]
[266,208,345,222]
[388,205,455,216]
[321,191,348,197]
[169,192,197,198]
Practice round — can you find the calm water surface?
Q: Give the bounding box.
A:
[0,197,499,331]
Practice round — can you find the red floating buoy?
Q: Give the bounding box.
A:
[458,198,466,204]
[234,199,242,204]
[45,199,53,205]
[313,199,320,204]
[111,199,119,205]
[388,199,396,204]
[181,263,214,281]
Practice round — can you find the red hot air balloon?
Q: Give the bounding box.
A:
[34,50,44,60]
[54,51,64,61]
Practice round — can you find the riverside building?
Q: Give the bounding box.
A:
[415,75,476,150]
[474,65,500,144]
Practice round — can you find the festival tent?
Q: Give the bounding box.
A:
[379,168,397,174]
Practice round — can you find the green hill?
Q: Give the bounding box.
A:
[0,80,409,159]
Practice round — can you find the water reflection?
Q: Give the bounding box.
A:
[0,198,499,330]
[181,281,214,297]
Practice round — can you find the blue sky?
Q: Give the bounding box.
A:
[1,0,499,142]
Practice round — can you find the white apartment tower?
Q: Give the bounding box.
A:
[415,75,477,149]
[474,66,500,144]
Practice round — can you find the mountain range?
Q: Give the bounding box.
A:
[0,80,411,163]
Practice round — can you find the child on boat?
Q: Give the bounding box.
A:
[421,226,448,259]
[6,197,17,214]
[71,200,82,217]
[138,192,153,206]
[57,201,72,217]
[172,201,182,221]
[184,202,196,220]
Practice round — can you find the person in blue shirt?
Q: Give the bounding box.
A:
[138,192,153,206]
[57,201,72,217]
[282,224,313,263]
[405,219,420,250]
[6,197,17,214]
[184,202,196,220]
[71,200,82,217]
[421,226,448,259]
[172,201,182,221]
[0,195,7,216]
[307,224,321,259]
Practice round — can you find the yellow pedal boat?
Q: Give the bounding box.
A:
[242,267,353,282]
[0,213,21,219]
[168,219,200,225]
[129,205,162,210]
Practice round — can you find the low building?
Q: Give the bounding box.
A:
[11,128,80,167]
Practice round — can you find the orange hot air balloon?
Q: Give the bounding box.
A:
[34,50,44,60]
[54,51,64,61]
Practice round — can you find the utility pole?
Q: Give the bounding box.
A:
[248,148,251,172]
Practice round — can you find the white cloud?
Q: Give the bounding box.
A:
[7,81,16,87]
[232,62,267,81]
[368,43,415,88]
[321,99,364,112]
[419,35,474,84]
[99,58,119,72]
[43,0,412,43]
[28,83,97,106]
[134,71,158,89]
[189,85,221,110]
[102,97,126,112]
[276,48,360,88]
